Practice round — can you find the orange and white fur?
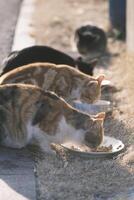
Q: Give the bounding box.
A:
[0,62,105,105]
[0,84,105,152]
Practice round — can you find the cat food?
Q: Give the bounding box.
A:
[70,144,91,152]
[62,142,113,153]
[94,145,113,152]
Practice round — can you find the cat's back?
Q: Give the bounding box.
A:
[0,83,42,105]
[0,62,93,85]
[0,83,46,130]
[2,45,75,75]
[0,62,98,103]
[0,83,49,148]
[0,83,43,128]
[0,62,59,85]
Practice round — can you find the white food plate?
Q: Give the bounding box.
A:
[61,136,125,158]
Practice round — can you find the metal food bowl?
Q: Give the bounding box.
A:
[73,100,113,115]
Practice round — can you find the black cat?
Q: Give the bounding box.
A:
[75,25,107,60]
[1,45,97,76]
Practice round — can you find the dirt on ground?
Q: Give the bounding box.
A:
[31,0,134,199]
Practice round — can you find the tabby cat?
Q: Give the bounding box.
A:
[0,62,105,104]
[1,45,97,76]
[0,83,105,152]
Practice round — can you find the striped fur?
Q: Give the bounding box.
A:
[0,62,104,104]
[0,83,105,151]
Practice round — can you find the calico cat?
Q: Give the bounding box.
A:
[1,45,97,76]
[0,62,105,104]
[0,83,105,151]
[75,25,107,60]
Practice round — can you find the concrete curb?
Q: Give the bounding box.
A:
[12,0,36,51]
[0,0,37,199]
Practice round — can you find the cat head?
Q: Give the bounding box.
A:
[81,74,105,103]
[74,25,107,58]
[84,112,105,148]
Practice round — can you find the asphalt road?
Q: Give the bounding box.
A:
[0,0,22,67]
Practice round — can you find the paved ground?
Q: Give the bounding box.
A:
[0,147,36,200]
[0,1,36,199]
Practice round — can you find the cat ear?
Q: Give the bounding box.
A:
[96,75,105,85]
[94,112,105,120]
[94,118,104,126]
